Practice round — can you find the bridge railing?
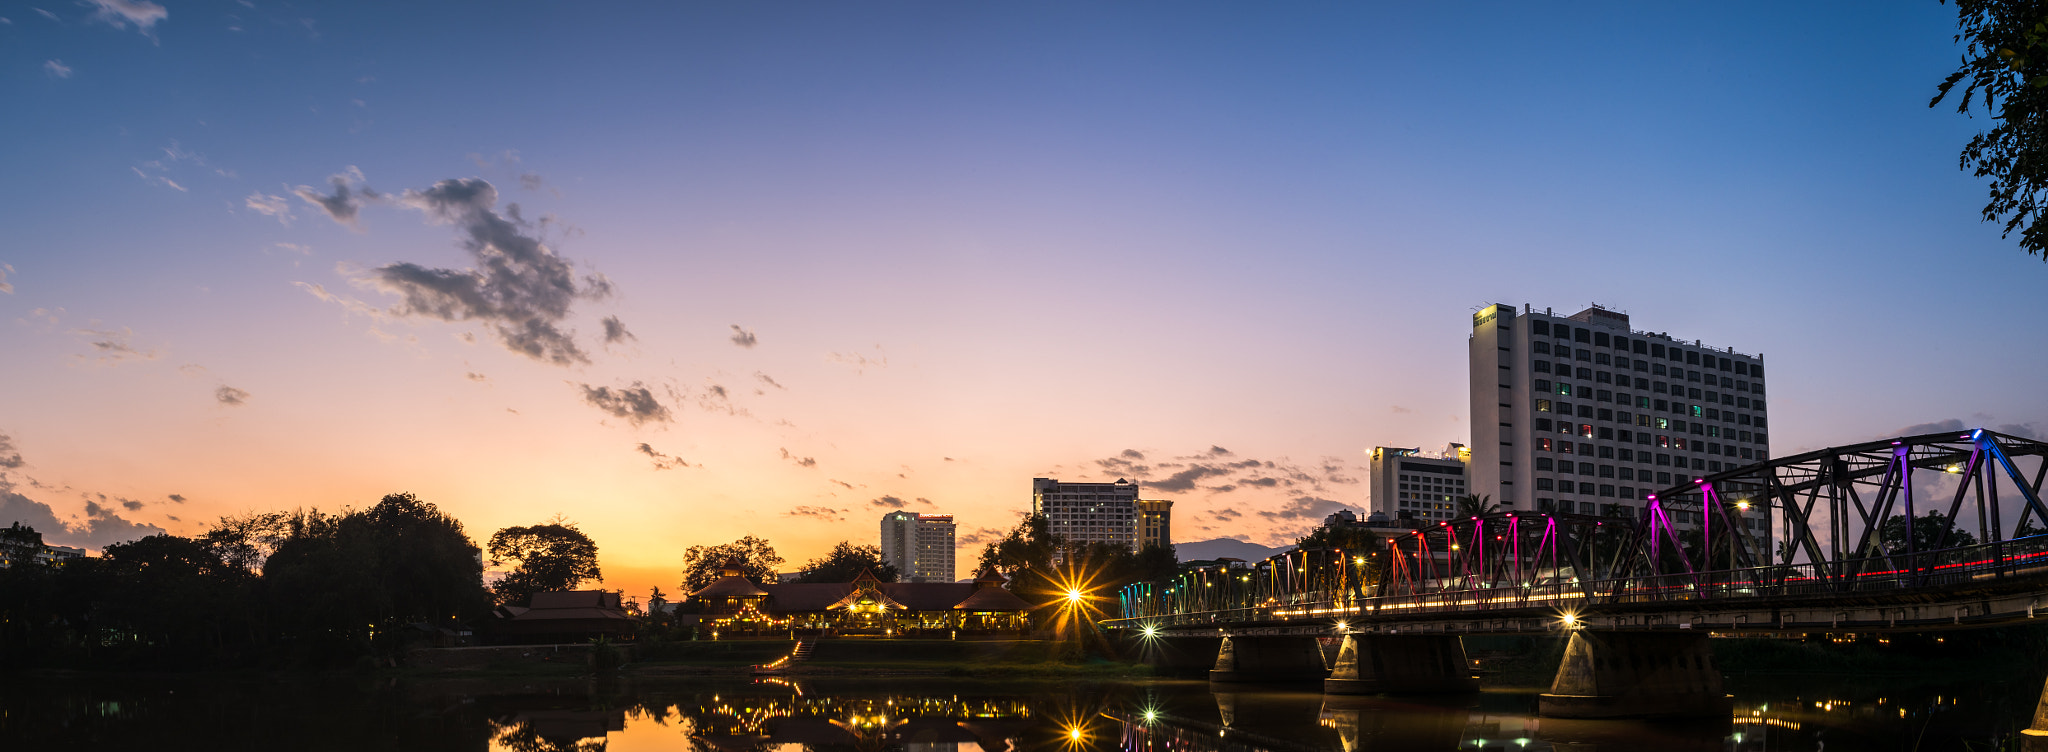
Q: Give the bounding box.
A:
[1107,533,2048,630]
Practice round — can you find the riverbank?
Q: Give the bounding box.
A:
[394,638,1159,679]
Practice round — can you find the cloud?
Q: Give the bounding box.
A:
[1257,496,1355,522]
[635,443,692,470]
[829,479,855,489]
[245,192,294,225]
[1997,423,2041,440]
[292,166,377,229]
[1211,509,1242,520]
[167,494,185,503]
[958,527,1005,547]
[341,177,612,365]
[1893,419,1967,438]
[827,348,887,373]
[915,497,935,506]
[1390,405,1413,414]
[869,495,906,508]
[1,490,166,551]
[86,0,166,34]
[35,9,59,22]
[780,448,817,468]
[0,263,12,294]
[578,381,671,425]
[601,316,634,345]
[131,167,185,192]
[1147,464,1235,493]
[0,431,23,469]
[465,372,487,382]
[270,242,312,256]
[708,384,728,400]
[70,326,159,364]
[730,325,757,348]
[43,59,71,78]
[120,499,143,512]
[518,173,544,191]
[1200,446,1234,458]
[214,386,250,406]
[755,372,784,390]
[784,505,843,522]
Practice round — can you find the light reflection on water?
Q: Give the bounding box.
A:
[1,674,2035,750]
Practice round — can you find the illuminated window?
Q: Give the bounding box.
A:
[1556,382,1572,396]
[1536,399,1552,412]
[1579,424,1594,438]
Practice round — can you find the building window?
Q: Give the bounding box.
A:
[1534,360,1551,373]
[1576,367,1593,380]
[1559,442,1574,454]
[1539,438,1554,451]
[1536,399,1552,412]
[1537,478,1554,490]
[1656,471,1673,485]
[1555,382,1572,396]
[1579,424,1593,438]
[1534,379,1551,392]
[1599,484,1617,497]
[1595,353,1611,366]
[1595,371,1612,384]
[1535,418,1552,431]
[1655,452,1671,465]
[1619,467,1635,480]
[1536,458,1554,471]
[1581,481,1599,494]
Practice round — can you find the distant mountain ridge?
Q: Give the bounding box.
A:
[1175,537,1286,563]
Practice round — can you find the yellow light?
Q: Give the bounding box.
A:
[1069,727,1085,741]
[1334,621,1348,631]
[1560,613,1578,627]
[1141,625,1158,638]
[1735,500,1752,511]
[1066,589,1085,603]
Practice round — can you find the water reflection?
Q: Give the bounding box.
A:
[0,674,2036,750]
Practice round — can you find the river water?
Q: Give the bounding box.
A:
[0,671,2035,750]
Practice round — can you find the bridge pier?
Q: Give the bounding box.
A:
[2023,674,2048,748]
[1324,634,1478,694]
[1538,632,1732,719]
[1209,635,1327,683]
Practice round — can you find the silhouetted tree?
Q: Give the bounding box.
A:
[794,541,897,583]
[1879,510,1978,554]
[1455,494,1500,518]
[1933,0,2048,261]
[680,535,782,592]
[488,521,602,606]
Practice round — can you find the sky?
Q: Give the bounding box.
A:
[3,1,2046,599]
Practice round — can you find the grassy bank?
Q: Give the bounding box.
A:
[623,639,1152,678]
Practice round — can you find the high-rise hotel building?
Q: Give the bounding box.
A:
[1367,445,1469,522]
[1468,303,1773,520]
[880,511,957,583]
[1033,478,1157,551]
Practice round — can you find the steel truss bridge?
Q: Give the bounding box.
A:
[1109,429,2048,636]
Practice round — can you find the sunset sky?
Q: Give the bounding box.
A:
[4,1,2045,599]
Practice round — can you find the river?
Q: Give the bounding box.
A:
[0,671,2034,750]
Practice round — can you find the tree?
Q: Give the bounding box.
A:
[488,521,602,606]
[1933,1,2048,260]
[1455,494,1500,518]
[1878,510,1979,554]
[794,541,897,583]
[680,535,782,593]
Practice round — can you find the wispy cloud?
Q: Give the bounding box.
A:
[755,372,784,390]
[730,325,757,348]
[85,0,167,35]
[784,505,843,521]
[352,176,613,365]
[214,386,249,406]
[780,448,817,468]
[245,192,293,225]
[578,381,671,426]
[601,316,634,345]
[869,495,906,508]
[43,59,71,78]
[0,431,24,470]
[69,326,159,364]
[0,263,14,294]
[636,443,692,470]
[827,347,887,374]
[292,166,378,229]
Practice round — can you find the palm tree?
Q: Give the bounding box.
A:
[1456,494,1500,517]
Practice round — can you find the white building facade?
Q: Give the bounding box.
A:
[1032,478,1141,551]
[880,511,957,583]
[1367,444,1469,523]
[1468,303,1774,537]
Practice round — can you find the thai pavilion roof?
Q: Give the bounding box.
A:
[691,573,770,599]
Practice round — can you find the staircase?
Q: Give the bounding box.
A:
[752,640,815,674]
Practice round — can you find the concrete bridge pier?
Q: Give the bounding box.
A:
[1209,635,1328,683]
[1323,634,1478,694]
[2022,674,2048,750]
[1538,632,1733,719]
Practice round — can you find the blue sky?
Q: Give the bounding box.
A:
[2,1,2042,593]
